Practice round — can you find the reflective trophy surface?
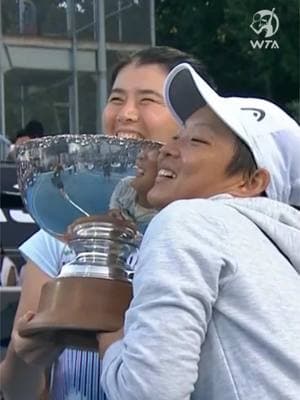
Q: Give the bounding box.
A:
[16,134,161,349]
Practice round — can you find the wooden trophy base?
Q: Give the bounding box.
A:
[19,276,132,350]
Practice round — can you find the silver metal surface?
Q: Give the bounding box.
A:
[16,134,161,281]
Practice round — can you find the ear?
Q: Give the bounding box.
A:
[229,168,270,198]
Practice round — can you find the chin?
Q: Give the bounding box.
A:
[147,191,170,210]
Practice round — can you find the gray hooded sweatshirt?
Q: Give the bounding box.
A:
[101,196,300,400]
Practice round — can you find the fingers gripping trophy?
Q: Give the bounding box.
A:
[16,134,161,350]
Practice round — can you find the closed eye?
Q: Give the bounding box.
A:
[190,137,210,144]
[141,97,157,103]
[108,96,123,103]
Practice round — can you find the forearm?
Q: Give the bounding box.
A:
[0,343,46,400]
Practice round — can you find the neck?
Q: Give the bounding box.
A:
[136,192,153,209]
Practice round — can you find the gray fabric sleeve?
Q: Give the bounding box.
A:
[101,200,232,400]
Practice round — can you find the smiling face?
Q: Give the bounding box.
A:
[147,106,265,209]
[131,148,160,207]
[102,62,179,142]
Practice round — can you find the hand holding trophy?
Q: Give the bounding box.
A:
[16,134,161,350]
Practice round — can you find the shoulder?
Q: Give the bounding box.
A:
[138,199,238,286]
[118,176,135,187]
[150,199,233,231]
[142,199,235,252]
[121,176,135,184]
[113,176,135,195]
[111,177,137,208]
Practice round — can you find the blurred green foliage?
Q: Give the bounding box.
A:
[155,0,299,121]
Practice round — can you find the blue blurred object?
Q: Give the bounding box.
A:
[16,135,160,237]
[26,169,119,235]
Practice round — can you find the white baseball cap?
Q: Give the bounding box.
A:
[164,62,300,206]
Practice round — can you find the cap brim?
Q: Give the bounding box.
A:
[164,63,247,142]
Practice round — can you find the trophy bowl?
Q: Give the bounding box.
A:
[16,134,161,350]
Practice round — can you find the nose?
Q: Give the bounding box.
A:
[137,149,146,162]
[117,100,139,123]
[158,137,181,161]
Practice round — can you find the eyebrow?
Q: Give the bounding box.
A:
[110,88,164,99]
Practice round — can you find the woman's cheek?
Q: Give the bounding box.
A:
[102,108,115,135]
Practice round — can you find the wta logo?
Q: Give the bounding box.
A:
[249,8,280,49]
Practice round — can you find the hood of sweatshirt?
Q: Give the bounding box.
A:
[214,195,300,274]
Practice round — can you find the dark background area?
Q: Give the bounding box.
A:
[155,0,299,121]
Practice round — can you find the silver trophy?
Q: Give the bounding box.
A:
[16,134,161,349]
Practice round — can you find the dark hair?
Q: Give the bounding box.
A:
[14,128,27,141]
[24,120,44,138]
[110,46,216,90]
[226,135,257,179]
[226,137,268,197]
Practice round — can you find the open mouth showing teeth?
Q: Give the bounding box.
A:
[136,167,144,176]
[116,132,142,140]
[158,169,177,179]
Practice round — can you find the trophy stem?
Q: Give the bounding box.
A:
[19,219,139,350]
[60,218,141,281]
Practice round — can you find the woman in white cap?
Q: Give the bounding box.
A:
[98,63,300,400]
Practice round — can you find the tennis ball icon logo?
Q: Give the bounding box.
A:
[250,8,279,38]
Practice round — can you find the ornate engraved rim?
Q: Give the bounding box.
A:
[16,134,162,155]
[15,134,162,200]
